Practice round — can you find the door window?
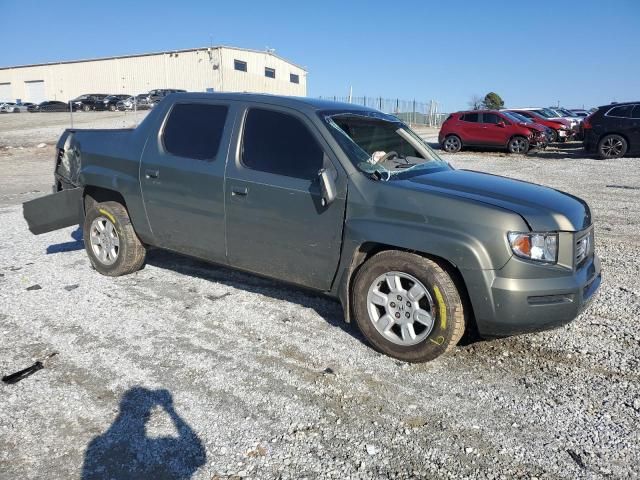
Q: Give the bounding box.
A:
[162,103,228,160]
[461,113,479,122]
[631,105,640,119]
[241,108,324,179]
[482,113,501,124]
[606,105,634,118]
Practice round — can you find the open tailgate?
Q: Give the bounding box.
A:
[23,188,83,235]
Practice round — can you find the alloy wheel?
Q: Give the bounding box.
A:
[89,216,120,265]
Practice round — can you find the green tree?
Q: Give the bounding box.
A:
[483,92,504,110]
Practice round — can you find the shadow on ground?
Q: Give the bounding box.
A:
[46,227,83,254]
[145,249,366,345]
[81,387,206,480]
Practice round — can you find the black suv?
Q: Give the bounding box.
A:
[583,102,640,158]
[71,94,108,112]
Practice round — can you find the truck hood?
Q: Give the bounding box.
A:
[401,169,591,231]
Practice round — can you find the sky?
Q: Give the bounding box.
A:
[1,0,638,111]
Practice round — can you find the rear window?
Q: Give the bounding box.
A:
[607,105,634,118]
[241,108,323,179]
[461,113,479,122]
[163,103,228,160]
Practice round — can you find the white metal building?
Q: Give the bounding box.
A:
[0,46,307,103]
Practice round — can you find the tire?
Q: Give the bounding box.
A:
[548,130,558,143]
[442,135,462,153]
[83,201,146,276]
[109,104,116,111]
[352,251,465,363]
[598,134,627,159]
[508,136,529,154]
[83,105,90,112]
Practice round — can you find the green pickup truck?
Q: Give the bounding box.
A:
[23,93,601,362]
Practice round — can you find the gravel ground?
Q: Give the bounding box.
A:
[0,115,639,479]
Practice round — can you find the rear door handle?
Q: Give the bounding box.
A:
[145,169,159,179]
[231,186,248,197]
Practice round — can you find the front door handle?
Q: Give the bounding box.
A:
[145,169,160,179]
[231,186,248,197]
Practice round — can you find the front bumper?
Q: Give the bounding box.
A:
[464,252,601,338]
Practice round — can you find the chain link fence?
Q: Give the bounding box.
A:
[318,96,448,127]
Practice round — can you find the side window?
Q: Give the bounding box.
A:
[461,113,479,122]
[242,108,324,179]
[606,105,633,118]
[632,105,640,119]
[482,113,500,124]
[163,103,228,160]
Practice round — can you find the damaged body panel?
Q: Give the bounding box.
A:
[23,92,601,360]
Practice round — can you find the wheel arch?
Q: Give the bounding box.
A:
[336,241,477,335]
[597,131,631,149]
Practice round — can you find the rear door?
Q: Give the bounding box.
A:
[480,112,510,145]
[458,112,483,144]
[224,105,347,290]
[140,100,237,262]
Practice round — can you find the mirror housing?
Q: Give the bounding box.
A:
[318,168,337,207]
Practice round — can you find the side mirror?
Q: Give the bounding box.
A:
[318,168,337,207]
[497,121,506,127]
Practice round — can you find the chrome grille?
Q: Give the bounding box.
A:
[575,229,594,267]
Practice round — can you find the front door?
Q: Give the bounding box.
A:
[480,112,510,145]
[225,106,347,290]
[140,101,236,263]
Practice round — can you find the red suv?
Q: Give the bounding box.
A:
[439,110,547,154]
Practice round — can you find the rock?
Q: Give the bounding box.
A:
[366,444,378,455]
[26,284,42,291]
[37,143,46,148]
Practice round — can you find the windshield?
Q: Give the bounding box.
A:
[502,111,529,123]
[537,108,559,118]
[321,110,450,180]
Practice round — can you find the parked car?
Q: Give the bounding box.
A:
[101,95,131,111]
[28,101,70,112]
[517,107,579,135]
[504,109,573,142]
[439,110,547,153]
[116,94,154,111]
[502,111,555,143]
[583,101,640,158]
[147,88,187,103]
[0,102,15,113]
[570,109,591,118]
[23,93,600,363]
[70,94,108,112]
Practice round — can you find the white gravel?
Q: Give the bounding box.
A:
[0,116,639,479]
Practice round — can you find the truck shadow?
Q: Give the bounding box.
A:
[145,249,368,346]
[46,227,84,254]
[81,387,206,480]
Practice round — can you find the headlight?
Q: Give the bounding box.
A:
[508,232,558,263]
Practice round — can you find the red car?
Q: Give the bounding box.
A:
[503,109,573,143]
[439,110,548,154]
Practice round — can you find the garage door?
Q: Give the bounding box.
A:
[0,83,11,102]
[25,80,45,103]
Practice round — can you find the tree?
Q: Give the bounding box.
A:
[468,94,483,110]
[483,92,504,110]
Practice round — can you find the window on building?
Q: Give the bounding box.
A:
[265,67,276,79]
[290,73,300,84]
[234,60,247,72]
[241,108,324,179]
[163,103,228,160]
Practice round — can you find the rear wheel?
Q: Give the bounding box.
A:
[598,134,627,159]
[508,136,529,154]
[442,135,462,153]
[83,201,146,276]
[352,251,465,363]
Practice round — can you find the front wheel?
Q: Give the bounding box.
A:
[352,251,465,363]
[83,201,146,276]
[508,136,529,154]
[598,134,627,159]
[548,130,558,143]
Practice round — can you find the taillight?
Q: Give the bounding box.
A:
[583,114,593,129]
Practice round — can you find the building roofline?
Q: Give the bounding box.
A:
[0,45,308,72]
